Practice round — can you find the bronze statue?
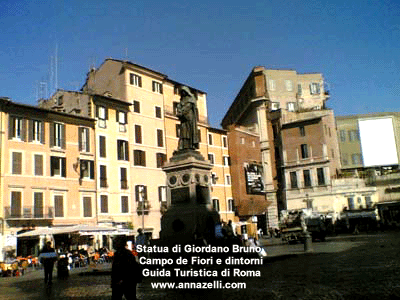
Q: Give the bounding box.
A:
[177,86,199,151]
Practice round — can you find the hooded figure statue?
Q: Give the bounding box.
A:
[177,86,200,151]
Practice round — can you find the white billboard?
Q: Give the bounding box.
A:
[358,118,399,167]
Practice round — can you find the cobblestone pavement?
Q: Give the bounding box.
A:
[1,231,400,299]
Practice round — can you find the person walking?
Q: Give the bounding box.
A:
[111,236,142,300]
[39,241,57,285]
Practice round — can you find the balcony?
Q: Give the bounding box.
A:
[4,206,54,220]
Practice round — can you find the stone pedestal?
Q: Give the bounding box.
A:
[160,150,219,245]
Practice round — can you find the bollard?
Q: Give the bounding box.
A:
[303,231,313,253]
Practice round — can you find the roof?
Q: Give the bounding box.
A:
[336,112,400,120]
[0,97,95,122]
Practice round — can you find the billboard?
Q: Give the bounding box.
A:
[358,117,399,167]
[244,163,265,194]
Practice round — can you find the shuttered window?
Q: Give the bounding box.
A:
[79,127,90,152]
[99,136,106,158]
[135,125,142,144]
[50,156,66,177]
[117,140,129,161]
[9,116,26,140]
[29,120,44,143]
[156,153,167,168]
[83,197,92,217]
[54,195,64,217]
[135,185,147,202]
[12,152,22,174]
[34,192,44,218]
[133,150,146,166]
[121,196,129,213]
[100,195,108,213]
[155,106,162,118]
[133,101,140,113]
[99,165,107,187]
[50,123,66,149]
[120,167,128,189]
[11,191,22,218]
[157,129,164,147]
[34,154,43,176]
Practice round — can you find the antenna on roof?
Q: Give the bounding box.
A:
[124,48,128,61]
[55,43,58,91]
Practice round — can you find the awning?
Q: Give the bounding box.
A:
[17,227,59,237]
[17,225,129,237]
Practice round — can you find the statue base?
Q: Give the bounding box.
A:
[160,150,219,245]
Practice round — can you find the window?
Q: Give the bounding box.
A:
[79,127,90,152]
[10,191,22,218]
[135,185,147,201]
[287,102,296,112]
[310,83,320,95]
[100,195,108,213]
[134,150,146,166]
[347,197,355,210]
[223,156,231,166]
[120,167,128,189]
[298,84,302,96]
[34,154,43,176]
[117,140,129,161]
[208,153,215,164]
[50,123,65,149]
[80,160,95,179]
[9,116,25,140]
[285,80,293,91]
[240,137,245,144]
[300,144,309,159]
[33,192,44,218]
[135,125,142,144]
[176,124,180,138]
[228,199,234,212]
[173,102,179,116]
[99,165,107,188]
[121,196,129,213]
[12,152,22,174]
[99,136,106,158]
[152,81,163,94]
[156,153,167,168]
[208,133,213,145]
[290,171,298,189]
[317,168,325,186]
[299,126,305,137]
[130,73,142,87]
[96,106,108,128]
[212,199,220,212]
[222,136,228,148]
[348,130,359,141]
[83,197,92,217]
[29,120,44,143]
[271,102,280,111]
[54,195,64,217]
[157,129,164,147]
[303,170,312,187]
[158,186,167,202]
[50,156,66,177]
[339,130,346,142]
[365,196,373,208]
[211,173,218,185]
[133,101,140,113]
[117,111,127,132]
[155,106,162,118]
[269,79,276,91]
[351,153,362,165]
[225,175,231,185]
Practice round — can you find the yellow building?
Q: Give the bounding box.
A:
[39,58,234,239]
[0,97,96,259]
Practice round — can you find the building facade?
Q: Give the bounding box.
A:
[222,66,335,227]
[0,98,96,259]
[38,58,233,240]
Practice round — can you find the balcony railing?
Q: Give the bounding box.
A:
[4,206,54,219]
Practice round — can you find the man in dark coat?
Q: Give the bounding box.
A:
[111,236,142,300]
[39,241,57,285]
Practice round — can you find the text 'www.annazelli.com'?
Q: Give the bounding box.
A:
[151,281,246,289]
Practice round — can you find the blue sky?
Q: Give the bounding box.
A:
[1,0,400,128]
